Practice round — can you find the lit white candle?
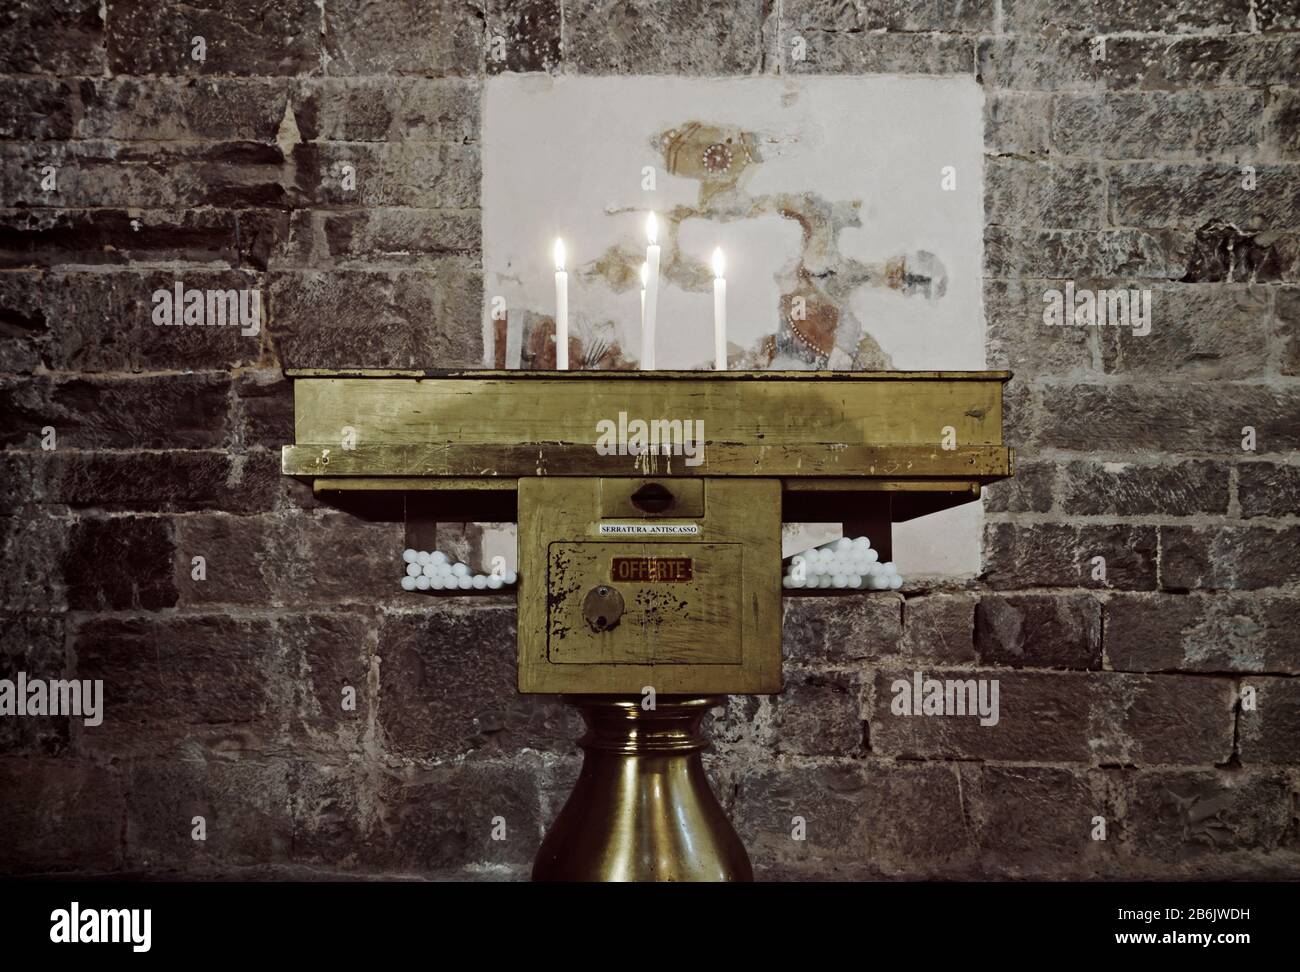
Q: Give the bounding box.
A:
[639,261,648,334]
[553,237,568,370]
[712,247,726,371]
[642,213,660,370]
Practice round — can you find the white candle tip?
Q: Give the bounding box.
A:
[712,247,725,278]
[646,211,658,244]
[553,237,566,271]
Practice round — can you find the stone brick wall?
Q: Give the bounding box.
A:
[2,1,1297,879]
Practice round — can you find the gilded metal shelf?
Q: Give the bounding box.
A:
[283,369,1013,501]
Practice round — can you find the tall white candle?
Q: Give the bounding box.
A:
[712,247,726,371]
[639,261,647,333]
[642,213,660,370]
[553,237,568,370]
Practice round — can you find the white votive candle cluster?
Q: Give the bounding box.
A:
[400,549,517,592]
[782,536,903,590]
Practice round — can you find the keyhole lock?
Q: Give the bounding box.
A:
[582,585,625,633]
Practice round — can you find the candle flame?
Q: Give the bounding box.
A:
[553,237,566,271]
[645,211,658,245]
[639,262,648,288]
[712,247,725,278]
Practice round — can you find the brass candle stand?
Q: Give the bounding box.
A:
[282,369,1012,881]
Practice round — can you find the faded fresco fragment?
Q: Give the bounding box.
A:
[638,120,947,369]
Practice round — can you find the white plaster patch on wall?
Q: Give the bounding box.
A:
[482,74,985,369]
[482,73,987,576]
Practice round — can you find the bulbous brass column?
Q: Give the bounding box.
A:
[533,695,753,882]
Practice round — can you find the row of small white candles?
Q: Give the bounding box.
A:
[783,536,904,590]
[400,548,517,591]
[553,213,726,371]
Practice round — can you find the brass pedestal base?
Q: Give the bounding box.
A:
[532,695,753,882]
